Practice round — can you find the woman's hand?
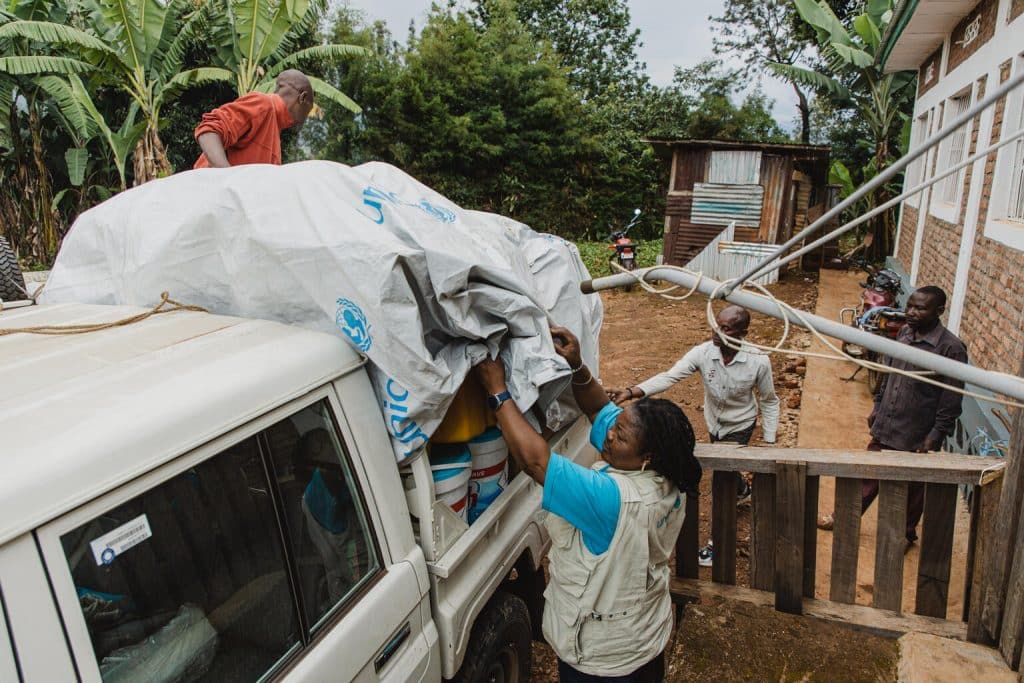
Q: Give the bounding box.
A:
[475,356,508,394]
[606,387,632,405]
[550,325,582,369]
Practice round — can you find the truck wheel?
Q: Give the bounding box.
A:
[0,236,25,302]
[454,591,532,683]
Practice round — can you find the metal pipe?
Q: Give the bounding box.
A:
[581,267,1024,402]
[721,68,1024,296]
[746,125,1024,280]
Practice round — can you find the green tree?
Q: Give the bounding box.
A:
[710,0,814,142]
[0,0,235,183]
[769,0,915,254]
[670,60,789,142]
[196,0,368,113]
[475,0,646,102]
[332,3,593,233]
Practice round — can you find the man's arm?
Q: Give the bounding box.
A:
[197,132,230,168]
[925,344,968,451]
[756,358,780,443]
[633,346,702,399]
[194,93,265,166]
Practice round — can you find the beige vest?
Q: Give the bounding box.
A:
[542,465,686,676]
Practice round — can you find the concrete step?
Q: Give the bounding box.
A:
[898,632,1016,682]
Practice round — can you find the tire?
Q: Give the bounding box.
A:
[453,591,532,683]
[0,235,25,302]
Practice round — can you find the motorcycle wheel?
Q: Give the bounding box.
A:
[622,259,636,292]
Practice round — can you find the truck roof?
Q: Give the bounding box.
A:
[0,303,362,545]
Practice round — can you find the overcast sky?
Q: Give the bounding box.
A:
[339,0,803,132]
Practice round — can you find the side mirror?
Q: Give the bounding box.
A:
[633,208,641,216]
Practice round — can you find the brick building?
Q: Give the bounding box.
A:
[880,0,1024,445]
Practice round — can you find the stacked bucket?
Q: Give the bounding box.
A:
[428,378,509,523]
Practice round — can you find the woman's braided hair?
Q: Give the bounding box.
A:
[632,397,701,497]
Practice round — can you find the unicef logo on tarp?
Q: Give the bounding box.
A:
[416,199,457,224]
[336,298,372,352]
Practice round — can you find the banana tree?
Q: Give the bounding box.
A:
[1,4,100,260]
[768,0,915,255]
[0,0,236,184]
[200,0,368,114]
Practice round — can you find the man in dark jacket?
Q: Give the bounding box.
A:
[820,285,968,545]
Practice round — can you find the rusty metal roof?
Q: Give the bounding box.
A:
[646,138,831,157]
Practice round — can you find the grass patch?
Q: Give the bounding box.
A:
[574,238,663,278]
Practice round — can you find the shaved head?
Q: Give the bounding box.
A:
[274,69,314,126]
[713,305,750,349]
[718,305,750,329]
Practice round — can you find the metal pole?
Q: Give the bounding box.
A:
[746,126,1024,280]
[720,68,1024,296]
[581,268,1024,402]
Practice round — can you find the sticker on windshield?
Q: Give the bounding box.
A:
[89,514,153,566]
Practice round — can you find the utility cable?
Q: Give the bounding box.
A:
[609,262,1024,410]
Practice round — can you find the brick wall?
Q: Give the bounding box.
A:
[898,205,919,263]
[958,61,1024,375]
[947,0,998,74]
[915,214,962,317]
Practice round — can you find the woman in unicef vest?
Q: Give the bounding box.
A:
[476,325,701,682]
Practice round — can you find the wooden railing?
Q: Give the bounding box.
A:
[673,444,1003,640]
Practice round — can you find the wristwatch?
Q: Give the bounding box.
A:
[487,390,512,411]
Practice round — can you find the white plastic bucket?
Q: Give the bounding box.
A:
[467,428,509,523]
[429,445,472,520]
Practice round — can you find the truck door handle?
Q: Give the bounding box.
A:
[374,622,411,673]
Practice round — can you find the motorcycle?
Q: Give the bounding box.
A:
[608,208,641,290]
[840,262,907,394]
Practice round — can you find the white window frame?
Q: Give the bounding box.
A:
[905,111,931,207]
[930,89,973,222]
[984,54,1024,250]
[34,386,388,683]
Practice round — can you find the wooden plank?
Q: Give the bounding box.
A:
[774,461,806,614]
[711,471,738,585]
[803,476,819,599]
[915,483,958,618]
[676,491,700,580]
[873,480,909,612]
[968,477,1002,643]
[981,397,1024,641]
[999,483,1024,669]
[671,578,969,642]
[830,477,862,604]
[751,473,776,591]
[694,444,995,484]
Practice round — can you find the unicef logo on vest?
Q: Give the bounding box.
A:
[336,298,372,352]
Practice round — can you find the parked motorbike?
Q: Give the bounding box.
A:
[840,262,907,394]
[608,208,641,290]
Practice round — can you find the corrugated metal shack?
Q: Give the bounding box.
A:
[648,140,833,268]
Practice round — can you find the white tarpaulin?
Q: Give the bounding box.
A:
[41,161,602,460]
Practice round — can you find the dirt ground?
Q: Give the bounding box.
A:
[529,271,901,681]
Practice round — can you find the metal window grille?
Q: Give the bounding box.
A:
[1009,96,1024,222]
[940,96,971,203]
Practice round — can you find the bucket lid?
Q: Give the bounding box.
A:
[469,426,503,444]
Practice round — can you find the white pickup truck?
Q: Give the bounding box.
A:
[0,300,595,682]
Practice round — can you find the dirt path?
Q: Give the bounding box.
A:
[803,270,970,614]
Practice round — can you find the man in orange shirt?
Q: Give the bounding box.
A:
[193,69,314,169]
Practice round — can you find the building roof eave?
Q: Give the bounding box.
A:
[877,0,920,71]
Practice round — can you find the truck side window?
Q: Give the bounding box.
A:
[263,400,380,632]
[59,436,303,681]
[57,399,381,681]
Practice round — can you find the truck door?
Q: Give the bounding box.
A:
[36,391,435,682]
